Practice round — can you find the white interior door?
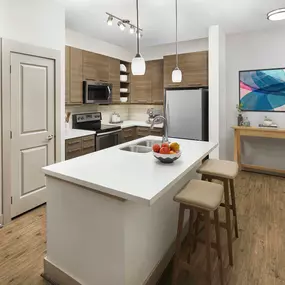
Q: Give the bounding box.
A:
[10,52,55,218]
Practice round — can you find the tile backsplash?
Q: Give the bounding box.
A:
[128,105,163,121]
[65,104,163,127]
[97,105,129,123]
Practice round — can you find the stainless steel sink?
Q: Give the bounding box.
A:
[120,145,152,153]
[136,140,161,147]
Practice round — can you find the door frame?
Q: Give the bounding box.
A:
[1,39,62,224]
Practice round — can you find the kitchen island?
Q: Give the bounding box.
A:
[42,136,217,285]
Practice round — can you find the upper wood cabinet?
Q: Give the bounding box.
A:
[66,46,83,105]
[109,57,120,103]
[130,61,152,104]
[163,51,208,88]
[149,60,164,104]
[82,51,109,82]
[65,46,70,104]
[130,60,164,104]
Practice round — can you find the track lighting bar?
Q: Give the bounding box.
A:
[106,12,143,34]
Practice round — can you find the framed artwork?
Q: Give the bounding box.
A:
[239,68,285,112]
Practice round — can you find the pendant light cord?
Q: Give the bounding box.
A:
[175,0,178,68]
[136,0,140,55]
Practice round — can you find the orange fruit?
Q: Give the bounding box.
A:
[170,142,180,152]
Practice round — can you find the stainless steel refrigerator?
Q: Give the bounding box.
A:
[165,88,209,141]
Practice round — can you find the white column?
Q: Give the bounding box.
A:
[0,0,65,222]
[208,25,226,159]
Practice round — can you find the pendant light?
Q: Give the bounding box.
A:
[172,0,182,83]
[131,0,146,75]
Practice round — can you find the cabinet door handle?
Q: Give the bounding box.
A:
[83,146,94,150]
[68,148,81,153]
[67,141,81,146]
[83,138,94,142]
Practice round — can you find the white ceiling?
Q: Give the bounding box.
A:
[58,0,285,50]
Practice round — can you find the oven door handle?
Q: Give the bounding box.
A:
[107,86,111,99]
[96,129,122,137]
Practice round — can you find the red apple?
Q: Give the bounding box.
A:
[152,144,161,153]
[160,146,170,154]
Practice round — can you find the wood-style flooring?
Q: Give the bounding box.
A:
[1,172,285,285]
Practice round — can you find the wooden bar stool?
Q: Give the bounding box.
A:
[172,179,224,285]
[197,159,239,266]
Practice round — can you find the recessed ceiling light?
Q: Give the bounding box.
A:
[267,8,285,21]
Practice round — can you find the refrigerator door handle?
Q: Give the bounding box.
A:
[166,100,170,132]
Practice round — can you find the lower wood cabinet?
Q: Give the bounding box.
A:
[136,127,163,138]
[150,128,164,136]
[65,135,95,160]
[122,126,164,142]
[122,127,137,142]
[136,127,151,138]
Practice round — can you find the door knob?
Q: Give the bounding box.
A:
[47,134,54,141]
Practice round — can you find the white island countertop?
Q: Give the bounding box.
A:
[43,136,217,205]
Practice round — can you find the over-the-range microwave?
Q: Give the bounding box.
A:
[83,80,112,104]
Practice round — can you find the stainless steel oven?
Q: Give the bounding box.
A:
[83,81,112,104]
[96,129,122,151]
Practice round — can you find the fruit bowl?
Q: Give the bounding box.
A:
[152,142,181,163]
[153,151,181,163]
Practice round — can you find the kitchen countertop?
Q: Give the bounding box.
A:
[43,136,217,205]
[104,120,164,129]
[65,129,96,140]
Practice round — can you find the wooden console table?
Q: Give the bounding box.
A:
[232,126,285,175]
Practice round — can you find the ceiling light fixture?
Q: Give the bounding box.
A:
[131,0,146,76]
[130,25,135,34]
[118,21,126,31]
[107,15,113,26]
[267,8,285,21]
[105,12,143,36]
[172,0,182,83]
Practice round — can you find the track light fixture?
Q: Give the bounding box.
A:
[106,12,143,36]
[107,15,113,26]
[118,21,126,31]
[130,25,135,34]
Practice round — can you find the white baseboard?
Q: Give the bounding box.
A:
[43,223,189,285]
[43,257,81,285]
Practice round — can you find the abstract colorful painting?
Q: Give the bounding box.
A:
[239,68,285,111]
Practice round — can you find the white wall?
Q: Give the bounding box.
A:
[0,0,65,51]
[226,27,285,169]
[208,26,226,159]
[66,29,133,62]
[142,38,208,60]
[0,0,65,222]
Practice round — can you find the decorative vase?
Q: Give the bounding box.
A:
[237,114,243,126]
